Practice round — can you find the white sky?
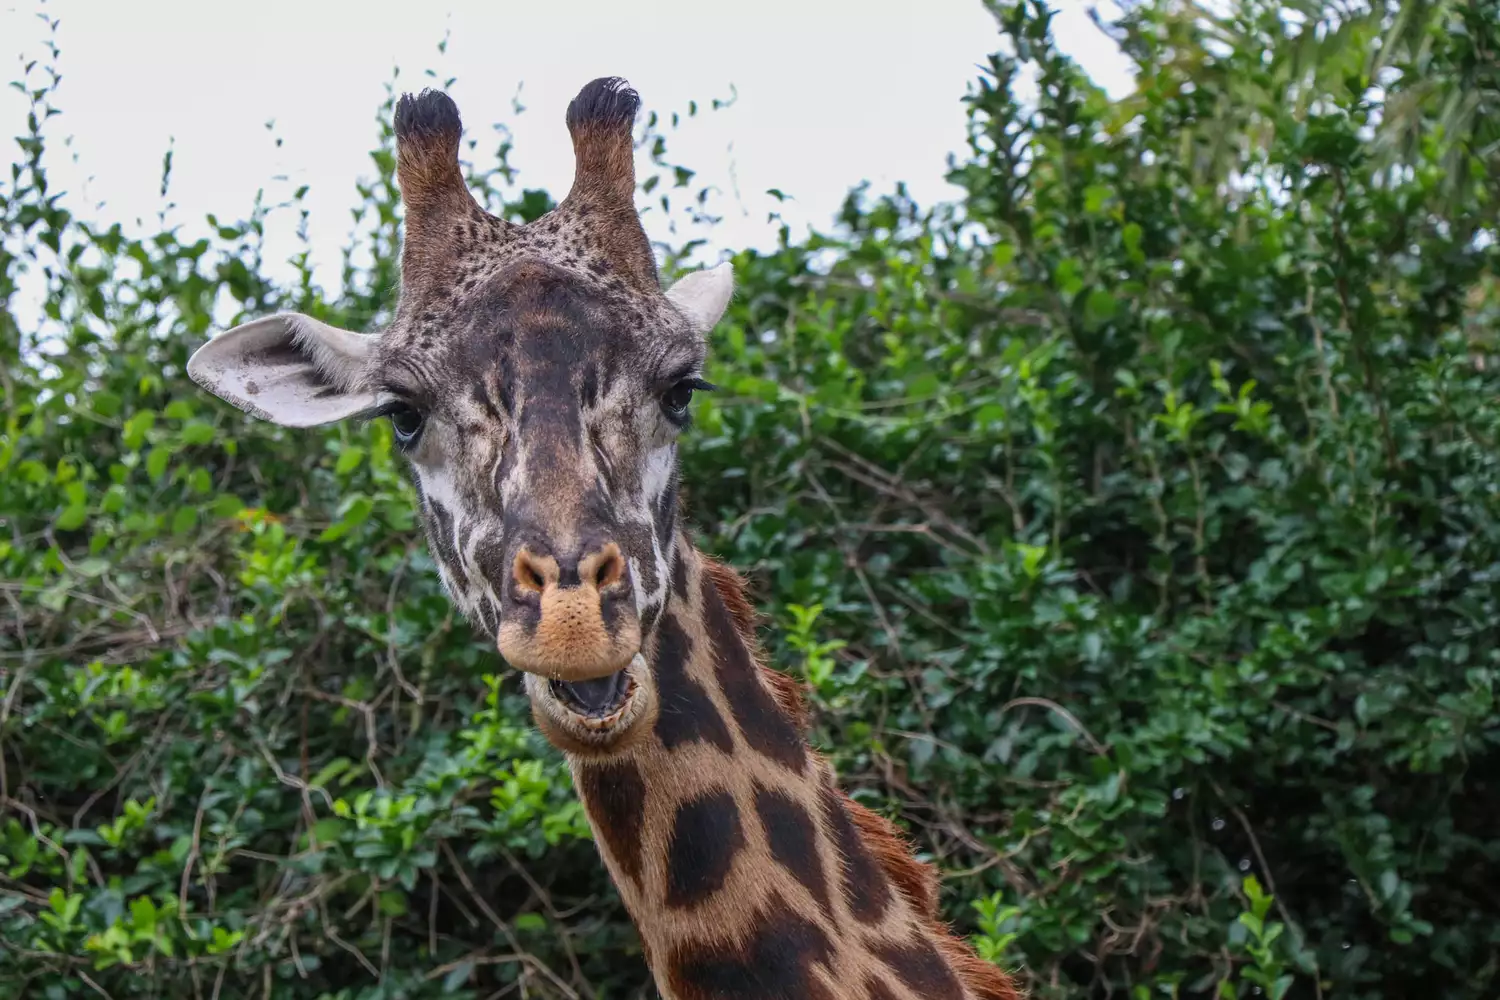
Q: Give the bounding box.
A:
[3,0,1136,298]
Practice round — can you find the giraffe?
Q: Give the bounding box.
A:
[187,77,1022,1000]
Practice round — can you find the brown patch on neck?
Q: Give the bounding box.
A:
[698,556,809,732]
[845,791,1022,999]
[842,794,939,916]
[575,759,647,887]
[699,552,1022,1000]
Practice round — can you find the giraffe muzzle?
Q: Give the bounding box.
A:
[495,541,642,680]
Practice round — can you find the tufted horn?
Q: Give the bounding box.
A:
[557,77,657,289]
[394,89,510,288]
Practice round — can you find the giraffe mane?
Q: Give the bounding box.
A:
[698,555,1023,1000]
[699,556,809,730]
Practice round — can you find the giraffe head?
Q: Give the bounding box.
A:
[188,78,734,754]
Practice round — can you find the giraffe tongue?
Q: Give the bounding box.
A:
[551,671,629,717]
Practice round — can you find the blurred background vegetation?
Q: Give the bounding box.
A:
[2,0,1498,997]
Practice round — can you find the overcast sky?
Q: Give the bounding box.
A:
[3,0,1136,296]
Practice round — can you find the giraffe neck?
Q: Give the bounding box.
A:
[563,539,1020,1000]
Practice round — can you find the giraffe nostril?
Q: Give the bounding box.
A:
[512,547,555,595]
[590,542,626,591]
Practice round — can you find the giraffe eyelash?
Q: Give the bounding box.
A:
[657,358,716,392]
[360,386,426,423]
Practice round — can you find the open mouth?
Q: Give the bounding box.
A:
[549,669,635,720]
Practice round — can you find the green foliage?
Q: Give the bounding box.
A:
[1221,876,1293,1000]
[3,1,1498,998]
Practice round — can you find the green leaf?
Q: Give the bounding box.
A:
[72,557,109,577]
[513,912,546,932]
[319,494,374,542]
[335,447,366,475]
[92,391,122,417]
[122,411,156,450]
[56,504,88,531]
[442,961,475,992]
[146,446,172,481]
[171,506,198,536]
[129,896,157,934]
[1084,288,1117,326]
[310,758,352,789]
[179,421,215,445]
[210,494,243,518]
[1054,258,1084,297]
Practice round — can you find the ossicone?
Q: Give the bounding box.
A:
[565,76,641,138]
[563,76,641,208]
[395,88,463,143]
[393,88,473,212]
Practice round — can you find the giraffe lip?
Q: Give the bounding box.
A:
[549,670,633,719]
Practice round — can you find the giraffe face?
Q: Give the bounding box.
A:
[376,259,722,749]
[186,78,734,751]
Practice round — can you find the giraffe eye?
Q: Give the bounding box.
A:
[660,377,716,423]
[387,404,425,447]
[662,383,694,418]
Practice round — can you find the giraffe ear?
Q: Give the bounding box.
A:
[665,262,734,334]
[187,313,387,428]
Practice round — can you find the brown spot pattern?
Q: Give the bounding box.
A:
[754,784,834,919]
[873,937,967,999]
[651,614,734,753]
[665,788,746,908]
[575,760,647,887]
[667,895,836,999]
[702,576,807,773]
[820,785,891,924]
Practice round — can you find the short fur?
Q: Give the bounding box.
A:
[689,557,1021,1000]
[700,557,810,731]
[702,561,1015,999]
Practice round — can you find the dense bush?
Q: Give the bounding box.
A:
[3,1,1497,998]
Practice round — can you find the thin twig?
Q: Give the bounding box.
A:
[440,841,580,1000]
[996,697,1110,756]
[78,973,116,1000]
[497,845,592,995]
